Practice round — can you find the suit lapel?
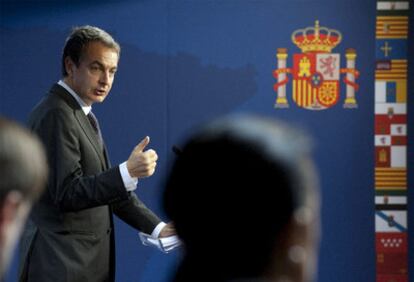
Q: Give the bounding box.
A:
[75,110,108,168]
[52,84,108,169]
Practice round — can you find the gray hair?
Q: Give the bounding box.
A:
[61,25,121,76]
[0,117,48,203]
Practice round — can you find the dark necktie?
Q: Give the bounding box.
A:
[87,111,103,145]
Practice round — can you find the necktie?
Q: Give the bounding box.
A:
[87,111,103,145]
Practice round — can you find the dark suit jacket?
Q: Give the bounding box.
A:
[19,84,161,282]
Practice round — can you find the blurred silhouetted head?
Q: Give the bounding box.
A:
[0,117,47,278]
[164,114,320,282]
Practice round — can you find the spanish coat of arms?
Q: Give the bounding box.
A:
[273,20,360,110]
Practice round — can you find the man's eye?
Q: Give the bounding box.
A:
[90,66,100,71]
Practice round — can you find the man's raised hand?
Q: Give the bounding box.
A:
[127,136,158,178]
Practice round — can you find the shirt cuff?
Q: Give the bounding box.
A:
[151,222,167,238]
[119,162,138,192]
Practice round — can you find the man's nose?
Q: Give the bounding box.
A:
[100,71,111,85]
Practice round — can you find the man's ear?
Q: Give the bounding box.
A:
[264,217,305,281]
[0,191,24,229]
[64,57,75,77]
[279,217,306,248]
[0,191,31,277]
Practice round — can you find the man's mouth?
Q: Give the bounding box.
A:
[95,89,106,96]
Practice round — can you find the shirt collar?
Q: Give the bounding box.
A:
[58,80,91,115]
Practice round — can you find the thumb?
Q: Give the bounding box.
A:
[135,136,150,152]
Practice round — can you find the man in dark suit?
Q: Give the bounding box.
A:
[19,26,175,282]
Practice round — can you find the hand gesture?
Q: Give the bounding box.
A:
[127,136,158,178]
[159,222,177,238]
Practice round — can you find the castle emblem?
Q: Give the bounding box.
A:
[273,20,360,110]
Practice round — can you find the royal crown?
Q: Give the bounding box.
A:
[291,20,342,53]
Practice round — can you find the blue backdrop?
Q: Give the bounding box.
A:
[0,1,412,281]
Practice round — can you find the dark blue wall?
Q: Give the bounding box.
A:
[1,1,412,281]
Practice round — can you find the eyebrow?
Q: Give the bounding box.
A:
[90,61,117,70]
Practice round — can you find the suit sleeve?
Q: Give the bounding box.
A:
[112,192,161,235]
[33,109,130,212]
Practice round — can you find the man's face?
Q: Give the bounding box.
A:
[65,42,119,106]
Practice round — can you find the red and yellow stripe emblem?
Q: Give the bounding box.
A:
[375,168,407,190]
[375,60,407,80]
[292,79,317,107]
[376,16,409,39]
